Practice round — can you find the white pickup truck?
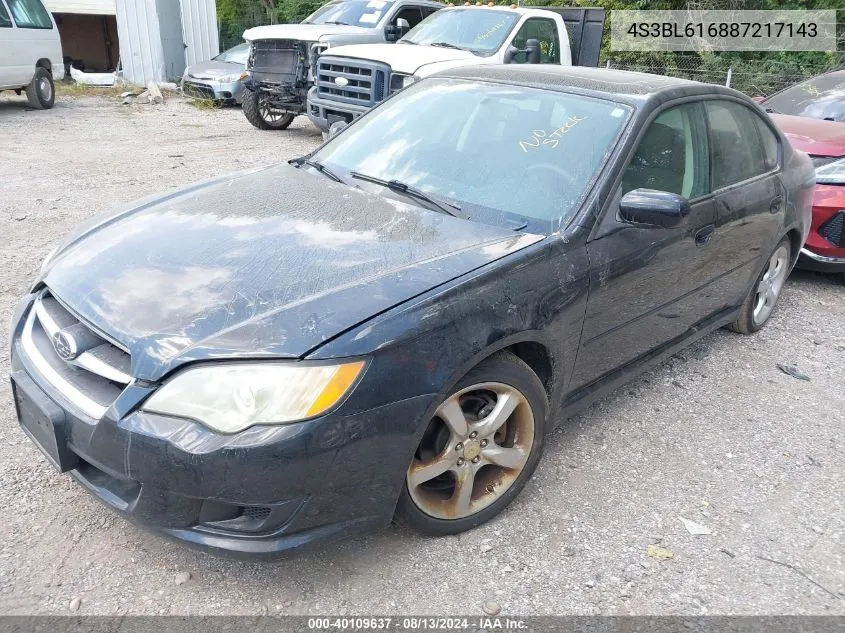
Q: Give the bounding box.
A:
[307,5,604,132]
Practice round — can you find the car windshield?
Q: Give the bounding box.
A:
[313,79,631,233]
[401,8,518,54]
[213,42,249,65]
[304,0,395,27]
[762,72,845,122]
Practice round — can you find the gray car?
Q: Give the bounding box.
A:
[181,43,249,104]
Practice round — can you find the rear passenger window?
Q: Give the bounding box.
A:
[706,101,772,189]
[754,117,780,171]
[622,103,709,199]
[7,0,51,29]
[0,2,12,28]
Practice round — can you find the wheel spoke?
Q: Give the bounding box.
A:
[408,452,456,488]
[475,391,519,437]
[437,397,468,438]
[766,287,778,305]
[449,466,475,516]
[483,445,526,469]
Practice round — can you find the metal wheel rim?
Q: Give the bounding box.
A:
[258,97,287,125]
[38,77,52,102]
[753,244,789,325]
[407,381,535,520]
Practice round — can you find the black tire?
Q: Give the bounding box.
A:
[242,90,295,130]
[727,236,791,335]
[25,67,55,110]
[395,352,548,536]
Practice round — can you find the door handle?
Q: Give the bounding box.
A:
[694,224,715,246]
[769,196,783,214]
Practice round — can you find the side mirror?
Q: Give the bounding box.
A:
[327,119,348,139]
[504,38,542,64]
[525,38,541,64]
[385,17,410,41]
[619,189,690,228]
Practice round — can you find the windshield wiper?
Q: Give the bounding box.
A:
[349,171,462,218]
[398,39,418,45]
[291,157,344,184]
[322,20,352,25]
[430,41,466,50]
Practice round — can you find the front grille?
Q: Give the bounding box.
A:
[250,39,300,83]
[241,505,272,521]
[182,81,216,100]
[819,210,845,247]
[316,55,389,107]
[20,290,132,419]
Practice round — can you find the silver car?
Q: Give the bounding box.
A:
[181,42,249,104]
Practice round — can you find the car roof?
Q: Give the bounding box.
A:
[435,65,744,108]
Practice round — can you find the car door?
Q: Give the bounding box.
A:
[570,101,721,389]
[0,0,25,88]
[703,99,787,305]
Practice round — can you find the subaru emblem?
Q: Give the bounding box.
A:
[52,331,77,362]
[334,76,349,87]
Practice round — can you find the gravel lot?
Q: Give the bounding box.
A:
[0,92,843,617]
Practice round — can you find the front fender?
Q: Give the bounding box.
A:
[307,235,591,421]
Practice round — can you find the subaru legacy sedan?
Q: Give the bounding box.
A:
[10,67,812,556]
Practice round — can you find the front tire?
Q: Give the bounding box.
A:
[728,237,791,334]
[242,90,295,130]
[395,352,547,536]
[25,67,55,110]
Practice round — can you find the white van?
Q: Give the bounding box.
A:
[0,0,62,109]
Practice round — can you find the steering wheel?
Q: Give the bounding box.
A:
[520,162,578,189]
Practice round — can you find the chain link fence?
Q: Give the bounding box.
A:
[604,52,845,97]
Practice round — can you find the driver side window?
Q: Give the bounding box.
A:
[511,18,559,64]
[622,103,709,199]
[393,6,424,29]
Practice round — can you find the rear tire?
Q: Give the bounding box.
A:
[25,67,54,110]
[727,237,791,334]
[395,352,547,536]
[242,90,294,130]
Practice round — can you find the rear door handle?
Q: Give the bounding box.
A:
[694,224,715,246]
[770,196,783,214]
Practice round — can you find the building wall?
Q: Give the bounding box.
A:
[115,0,217,85]
[54,13,118,72]
[44,0,116,14]
[181,0,219,67]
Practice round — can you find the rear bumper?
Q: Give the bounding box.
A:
[9,294,435,557]
[307,87,371,133]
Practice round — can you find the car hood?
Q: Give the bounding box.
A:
[43,165,542,381]
[185,60,244,80]
[244,23,370,42]
[325,42,478,74]
[770,113,845,157]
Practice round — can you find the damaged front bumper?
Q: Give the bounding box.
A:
[9,294,433,557]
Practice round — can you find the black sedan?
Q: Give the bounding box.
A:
[9,66,813,556]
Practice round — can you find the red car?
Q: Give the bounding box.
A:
[762,71,845,277]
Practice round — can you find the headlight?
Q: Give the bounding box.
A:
[815,156,845,185]
[389,73,418,93]
[142,360,366,434]
[217,72,247,83]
